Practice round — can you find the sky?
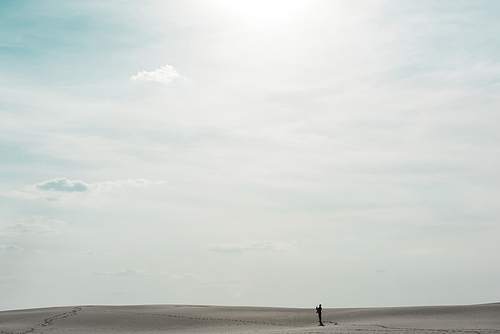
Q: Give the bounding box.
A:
[1,0,500,311]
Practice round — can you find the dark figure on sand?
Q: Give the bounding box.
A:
[316,304,324,326]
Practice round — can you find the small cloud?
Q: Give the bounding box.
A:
[208,240,297,254]
[0,245,24,253]
[36,177,88,192]
[130,64,180,84]
[1,223,58,236]
[374,269,387,274]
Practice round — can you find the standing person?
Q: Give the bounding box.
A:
[315,304,324,326]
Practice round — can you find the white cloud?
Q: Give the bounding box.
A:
[35,178,164,192]
[208,240,297,254]
[93,179,166,191]
[0,223,59,236]
[36,177,88,192]
[130,64,180,83]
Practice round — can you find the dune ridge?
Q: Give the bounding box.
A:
[0,303,498,334]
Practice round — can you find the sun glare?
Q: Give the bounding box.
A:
[216,0,308,26]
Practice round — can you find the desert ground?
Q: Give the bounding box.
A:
[0,303,498,334]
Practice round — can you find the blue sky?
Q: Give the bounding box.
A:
[1,0,500,311]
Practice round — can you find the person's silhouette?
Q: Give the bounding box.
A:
[315,304,324,326]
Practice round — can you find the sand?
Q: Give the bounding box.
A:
[0,303,498,334]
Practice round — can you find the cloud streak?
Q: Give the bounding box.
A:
[34,178,164,192]
[94,179,165,191]
[1,223,59,236]
[130,64,180,83]
[208,240,297,254]
[9,178,167,201]
[92,269,183,279]
[72,251,114,257]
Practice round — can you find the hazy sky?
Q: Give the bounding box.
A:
[1,0,500,311]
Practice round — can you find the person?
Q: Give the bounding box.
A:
[315,304,324,326]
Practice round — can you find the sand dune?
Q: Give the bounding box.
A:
[0,303,498,334]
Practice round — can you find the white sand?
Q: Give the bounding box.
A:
[0,303,498,334]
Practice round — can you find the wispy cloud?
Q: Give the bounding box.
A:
[34,177,161,193]
[208,240,297,254]
[35,177,165,192]
[0,245,24,253]
[405,248,448,256]
[0,276,28,285]
[94,179,165,191]
[72,251,114,257]
[9,178,166,201]
[92,269,183,279]
[0,223,59,236]
[130,64,180,83]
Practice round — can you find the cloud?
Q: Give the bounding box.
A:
[93,269,143,277]
[72,251,114,257]
[374,269,387,274]
[94,179,166,191]
[0,245,24,253]
[9,178,167,201]
[198,279,241,287]
[208,240,297,254]
[0,277,27,285]
[33,217,66,226]
[92,269,183,279]
[130,64,180,83]
[405,248,447,256]
[36,177,89,192]
[34,178,164,192]
[1,223,58,236]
